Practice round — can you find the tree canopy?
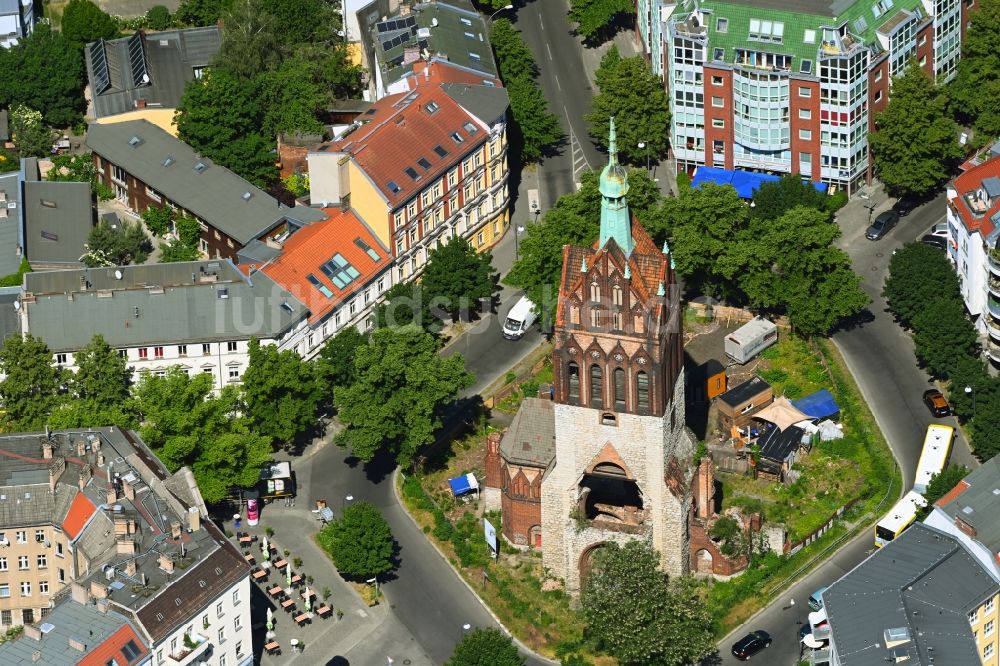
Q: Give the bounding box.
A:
[0,334,65,431]
[949,0,1000,141]
[569,0,635,44]
[912,296,980,377]
[176,0,232,25]
[373,282,439,332]
[240,338,321,445]
[581,541,714,666]
[586,47,670,163]
[83,218,151,267]
[421,236,498,321]
[317,500,395,578]
[9,105,54,158]
[917,464,970,519]
[870,62,962,197]
[315,327,368,397]
[446,627,524,666]
[751,174,837,222]
[61,0,118,46]
[47,335,137,429]
[335,326,473,465]
[0,24,87,126]
[883,242,962,328]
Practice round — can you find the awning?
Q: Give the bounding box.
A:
[691,166,828,199]
[792,389,840,419]
[754,396,810,431]
[802,634,825,649]
[448,473,479,496]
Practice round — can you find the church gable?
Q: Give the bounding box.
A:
[585,441,636,480]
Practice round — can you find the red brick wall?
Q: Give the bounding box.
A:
[484,432,502,490]
[788,78,821,182]
[689,516,748,576]
[499,463,542,547]
[868,58,890,133]
[703,66,733,170]
[916,23,935,78]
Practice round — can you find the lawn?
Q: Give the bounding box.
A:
[495,358,553,414]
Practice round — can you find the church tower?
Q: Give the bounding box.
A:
[540,119,694,591]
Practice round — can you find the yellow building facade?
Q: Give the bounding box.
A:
[971,590,1000,666]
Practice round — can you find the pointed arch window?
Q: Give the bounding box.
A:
[590,365,603,408]
[613,367,626,411]
[567,362,580,402]
[612,311,623,330]
[634,313,645,334]
[612,285,623,307]
[590,307,601,328]
[590,281,601,302]
[570,306,580,325]
[637,371,649,414]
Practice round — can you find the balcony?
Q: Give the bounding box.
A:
[988,297,1000,319]
[989,249,1000,275]
[810,647,832,665]
[987,340,1000,363]
[168,633,210,666]
[990,276,1000,297]
[987,318,1000,341]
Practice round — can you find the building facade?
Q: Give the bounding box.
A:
[657,0,971,195]
[945,147,1000,359]
[485,121,695,593]
[308,76,510,283]
[0,0,35,48]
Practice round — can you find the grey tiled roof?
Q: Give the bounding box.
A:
[499,398,555,468]
[0,287,22,349]
[938,456,1000,554]
[85,120,325,245]
[824,523,995,666]
[0,171,23,277]
[440,83,509,125]
[22,259,307,351]
[84,28,222,119]
[22,169,94,265]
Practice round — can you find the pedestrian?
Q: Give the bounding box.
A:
[233,513,241,530]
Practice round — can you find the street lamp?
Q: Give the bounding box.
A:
[488,4,514,23]
[966,385,976,417]
[343,494,354,511]
[638,142,650,173]
[460,623,472,642]
[514,225,524,260]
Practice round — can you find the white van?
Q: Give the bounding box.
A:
[502,295,537,339]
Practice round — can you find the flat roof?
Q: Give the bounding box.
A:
[718,376,771,408]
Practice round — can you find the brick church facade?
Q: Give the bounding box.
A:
[484,120,696,592]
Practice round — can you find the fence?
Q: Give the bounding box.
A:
[688,302,790,328]
[784,498,861,555]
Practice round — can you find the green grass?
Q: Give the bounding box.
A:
[496,358,554,413]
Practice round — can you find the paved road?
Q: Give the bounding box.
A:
[713,192,979,665]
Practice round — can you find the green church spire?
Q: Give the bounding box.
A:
[598,117,634,257]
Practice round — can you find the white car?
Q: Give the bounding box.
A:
[928,222,948,239]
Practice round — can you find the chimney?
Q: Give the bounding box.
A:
[117,538,137,555]
[70,582,89,606]
[75,437,86,456]
[159,554,174,573]
[124,558,137,576]
[106,485,117,504]
[48,459,65,492]
[113,515,130,536]
[95,598,109,614]
[68,638,87,652]
[78,464,92,490]
[90,581,107,599]
[170,521,182,539]
[90,436,101,452]
[955,516,978,538]
[32,651,41,662]
[42,441,54,460]
[123,479,135,501]
[22,625,41,641]
[187,507,201,532]
[96,452,105,466]
[134,98,146,109]
[696,456,715,520]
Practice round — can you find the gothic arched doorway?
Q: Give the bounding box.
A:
[695,548,714,574]
[578,542,608,588]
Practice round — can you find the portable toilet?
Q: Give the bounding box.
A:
[725,317,777,364]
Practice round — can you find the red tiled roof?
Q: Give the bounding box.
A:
[936,479,971,507]
[258,209,391,325]
[949,156,1000,237]
[322,86,486,206]
[79,624,148,666]
[407,60,501,89]
[62,491,96,540]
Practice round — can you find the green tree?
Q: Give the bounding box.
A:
[9,105,54,158]
[912,296,979,377]
[175,69,277,186]
[0,334,65,430]
[241,338,321,445]
[142,205,174,237]
[317,500,395,577]
[83,218,151,267]
[158,239,201,262]
[216,0,281,79]
[870,62,962,197]
[490,19,538,82]
[569,0,634,44]
[582,541,714,666]
[446,627,524,666]
[69,334,134,412]
[373,282,439,332]
[949,0,1000,140]
[176,0,231,25]
[175,214,202,249]
[191,428,272,503]
[0,24,87,126]
[709,516,743,557]
[917,464,970,519]
[421,235,498,321]
[61,0,119,45]
[146,5,173,30]
[335,326,474,465]
[505,77,563,164]
[971,394,1000,461]
[258,56,326,137]
[883,242,962,328]
[751,174,833,222]
[586,47,669,163]
[315,327,368,395]
[945,355,992,421]
[265,0,340,47]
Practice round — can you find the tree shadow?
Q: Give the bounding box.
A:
[417,395,488,475]
[361,447,397,485]
[698,650,723,665]
[323,658,350,666]
[827,307,876,334]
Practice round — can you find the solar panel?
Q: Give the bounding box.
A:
[128,32,149,88]
[90,40,111,94]
[403,16,416,28]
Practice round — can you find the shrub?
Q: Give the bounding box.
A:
[146,5,171,30]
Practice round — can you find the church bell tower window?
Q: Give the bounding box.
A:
[590,365,603,408]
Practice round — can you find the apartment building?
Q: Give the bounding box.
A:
[926,455,1000,579]
[86,120,326,262]
[0,0,35,48]
[0,427,253,666]
[307,77,510,282]
[653,0,971,195]
[816,522,999,666]
[16,260,307,390]
[945,146,1000,358]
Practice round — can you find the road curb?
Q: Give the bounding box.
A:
[389,467,560,665]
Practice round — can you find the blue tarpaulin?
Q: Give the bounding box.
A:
[691,166,829,199]
[792,389,840,419]
[448,473,479,497]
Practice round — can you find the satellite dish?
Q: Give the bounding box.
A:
[114,270,123,280]
[12,301,20,311]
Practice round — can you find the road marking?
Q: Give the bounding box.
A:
[554,74,561,91]
[564,107,592,183]
[539,16,544,30]
[546,43,553,60]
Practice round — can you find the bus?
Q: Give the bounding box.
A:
[875,491,928,548]
[913,424,954,495]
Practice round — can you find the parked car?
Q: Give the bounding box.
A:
[893,196,919,216]
[246,498,260,526]
[808,586,828,611]
[866,211,899,240]
[732,630,772,660]
[923,389,951,417]
[928,222,948,239]
[920,234,947,250]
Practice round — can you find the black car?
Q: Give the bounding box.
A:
[866,210,900,241]
[920,234,947,250]
[732,630,771,660]
[893,196,919,216]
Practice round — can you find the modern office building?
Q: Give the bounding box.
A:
[648,0,971,195]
